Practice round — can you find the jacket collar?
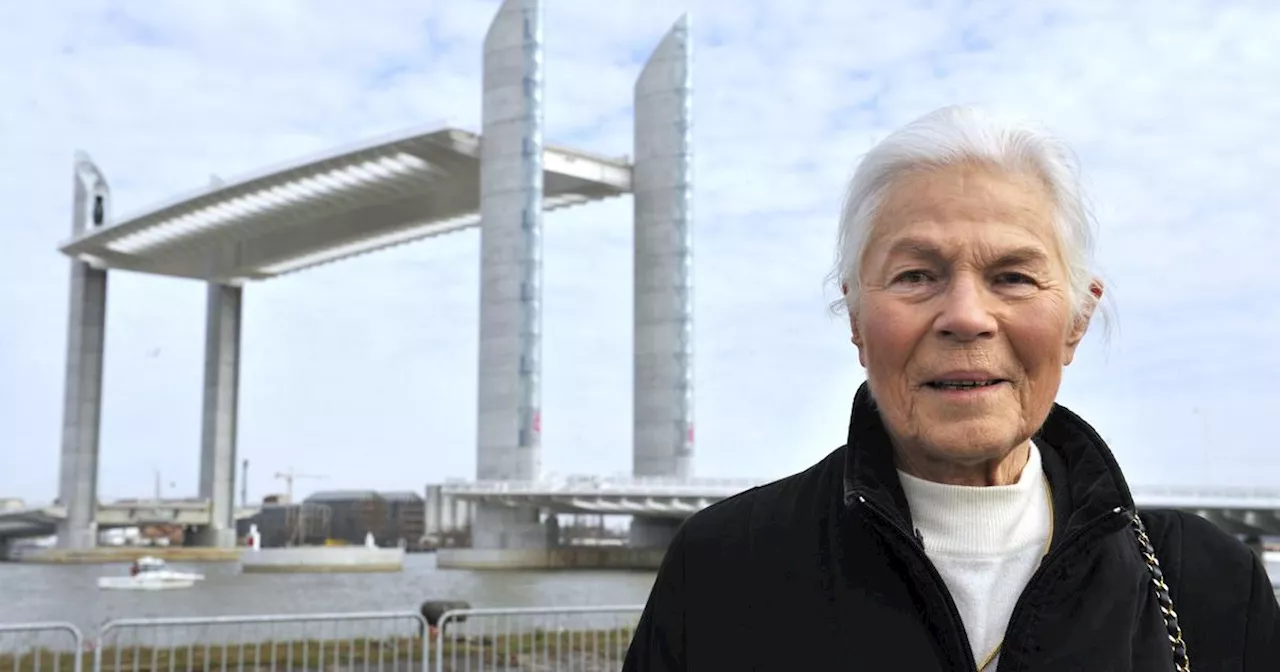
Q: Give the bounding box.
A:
[841,382,1136,537]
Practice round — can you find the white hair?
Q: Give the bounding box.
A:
[830,105,1109,333]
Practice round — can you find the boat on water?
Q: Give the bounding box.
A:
[97,556,206,591]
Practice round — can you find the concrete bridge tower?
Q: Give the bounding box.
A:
[57,153,111,550]
[631,15,694,549]
[471,0,549,554]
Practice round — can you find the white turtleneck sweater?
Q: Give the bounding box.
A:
[897,442,1052,672]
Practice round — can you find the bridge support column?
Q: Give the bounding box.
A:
[469,0,549,565]
[472,504,546,550]
[56,154,111,550]
[475,0,544,486]
[629,517,680,550]
[192,282,242,548]
[633,15,694,481]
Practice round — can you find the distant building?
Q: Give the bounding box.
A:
[235,491,425,548]
[236,502,331,548]
[382,491,426,549]
[304,490,425,549]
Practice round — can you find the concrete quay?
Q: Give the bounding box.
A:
[239,546,406,573]
[13,546,240,564]
[437,546,666,570]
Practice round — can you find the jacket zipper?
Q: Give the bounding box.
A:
[854,491,978,672]
[994,506,1130,671]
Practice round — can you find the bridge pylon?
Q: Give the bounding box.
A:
[56,153,110,550]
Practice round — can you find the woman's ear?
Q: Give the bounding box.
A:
[844,283,868,367]
[1064,279,1104,362]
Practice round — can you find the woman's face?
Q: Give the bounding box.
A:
[850,163,1094,484]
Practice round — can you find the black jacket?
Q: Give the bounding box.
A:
[624,384,1280,670]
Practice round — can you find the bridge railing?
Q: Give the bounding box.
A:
[1129,485,1280,509]
[440,479,1280,509]
[442,476,768,498]
[1130,485,1280,498]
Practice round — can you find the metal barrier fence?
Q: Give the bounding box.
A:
[0,622,84,672]
[435,605,643,671]
[93,612,429,672]
[0,606,644,672]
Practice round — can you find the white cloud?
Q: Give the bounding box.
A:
[0,0,1277,503]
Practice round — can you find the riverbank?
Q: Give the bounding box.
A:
[14,547,239,564]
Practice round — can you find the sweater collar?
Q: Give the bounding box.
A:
[897,441,1049,558]
[841,381,1136,539]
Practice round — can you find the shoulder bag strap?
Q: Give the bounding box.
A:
[1130,512,1191,671]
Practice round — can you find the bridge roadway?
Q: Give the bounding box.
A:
[0,499,262,540]
[442,478,1280,537]
[6,481,1279,543]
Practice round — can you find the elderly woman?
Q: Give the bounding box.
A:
[623,106,1279,671]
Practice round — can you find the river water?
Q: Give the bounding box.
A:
[0,554,658,635]
[3,554,1275,637]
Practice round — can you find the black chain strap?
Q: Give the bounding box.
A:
[1130,513,1190,671]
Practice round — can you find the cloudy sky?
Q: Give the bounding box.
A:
[1,1,1277,504]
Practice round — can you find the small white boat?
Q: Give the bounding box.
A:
[97,556,205,591]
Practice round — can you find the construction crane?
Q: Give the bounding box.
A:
[273,468,326,504]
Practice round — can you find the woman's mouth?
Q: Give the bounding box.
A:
[925,379,1006,390]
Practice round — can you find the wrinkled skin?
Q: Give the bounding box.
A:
[849,163,1100,486]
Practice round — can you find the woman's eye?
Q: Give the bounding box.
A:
[995,272,1035,285]
[893,270,933,285]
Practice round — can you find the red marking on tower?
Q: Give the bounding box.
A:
[687,424,695,445]
[533,410,542,435]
